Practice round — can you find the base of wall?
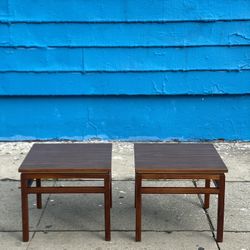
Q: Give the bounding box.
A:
[0,95,249,141]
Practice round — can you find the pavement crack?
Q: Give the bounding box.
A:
[26,232,35,250]
[192,180,221,250]
[35,180,56,229]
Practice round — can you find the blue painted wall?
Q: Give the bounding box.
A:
[0,0,250,141]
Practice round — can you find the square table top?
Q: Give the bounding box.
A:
[19,143,112,173]
[135,143,228,174]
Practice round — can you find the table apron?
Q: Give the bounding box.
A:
[140,173,220,180]
[141,186,219,194]
[23,186,106,194]
[21,173,110,179]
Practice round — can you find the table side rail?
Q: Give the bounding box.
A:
[141,186,219,194]
[139,173,221,180]
[21,172,110,179]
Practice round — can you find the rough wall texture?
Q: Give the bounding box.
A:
[0,0,250,140]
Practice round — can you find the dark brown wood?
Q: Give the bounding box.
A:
[22,173,109,179]
[104,176,111,241]
[135,143,228,173]
[109,173,112,208]
[140,173,220,180]
[141,186,219,194]
[134,143,227,243]
[135,174,142,242]
[27,186,105,194]
[21,174,29,242]
[19,143,112,242]
[19,143,112,173]
[36,179,42,209]
[204,179,210,209]
[217,174,225,242]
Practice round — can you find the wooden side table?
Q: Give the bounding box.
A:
[18,143,112,242]
[134,143,228,242]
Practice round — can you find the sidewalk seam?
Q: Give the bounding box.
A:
[192,180,221,250]
[26,180,56,248]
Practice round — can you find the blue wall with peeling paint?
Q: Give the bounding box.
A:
[0,0,250,141]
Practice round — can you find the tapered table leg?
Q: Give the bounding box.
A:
[109,173,112,208]
[21,174,29,242]
[36,179,42,209]
[204,179,210,209]
[135,174,142,241]
[104,175,111,241]
[217,174,225,242]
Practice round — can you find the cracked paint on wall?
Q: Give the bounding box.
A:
[0,96,249,141]
[0,0,250,140]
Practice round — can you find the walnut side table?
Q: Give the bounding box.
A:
[19,143,112,242]
[134,143,228,242]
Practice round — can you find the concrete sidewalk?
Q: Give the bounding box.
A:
[0,142,249,250]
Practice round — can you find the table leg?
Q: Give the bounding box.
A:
[36,179,42,209]
[135,174,142,241]
[217,174,225,242]
[204,179,210,209]
[21,174,29,242]
[109,173,112,208]
[104,175,111,241]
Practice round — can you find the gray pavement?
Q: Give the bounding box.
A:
[0,142,249,250]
